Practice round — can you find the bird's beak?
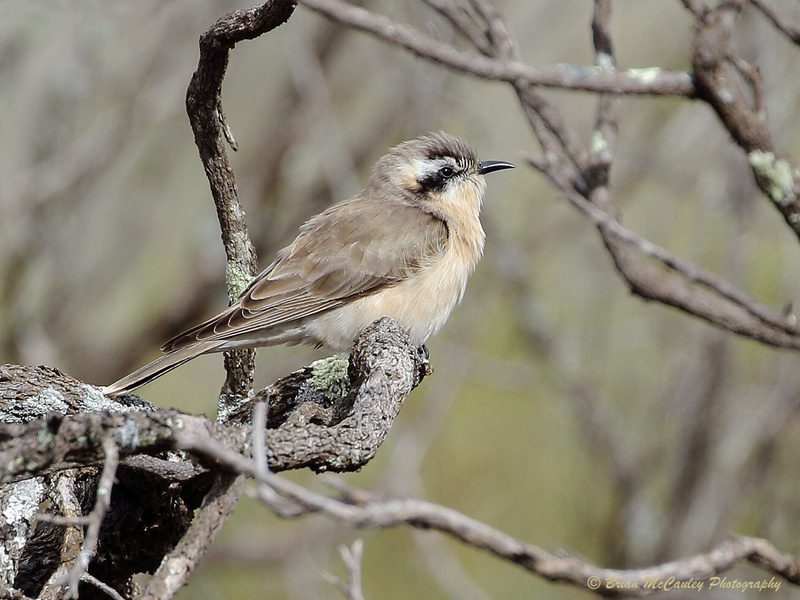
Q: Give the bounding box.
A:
[478,160,515,175]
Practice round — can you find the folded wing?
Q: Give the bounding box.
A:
[161,196,448,352]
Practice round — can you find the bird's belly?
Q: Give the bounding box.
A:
[307,244,478,350]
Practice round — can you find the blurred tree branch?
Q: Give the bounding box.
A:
[751,0,800,44]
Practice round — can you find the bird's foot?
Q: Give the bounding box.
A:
[415,344,434,382]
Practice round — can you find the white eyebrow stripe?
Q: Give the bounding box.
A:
[413,157,460,181]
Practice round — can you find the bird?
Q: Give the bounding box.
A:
[103,132,514,396]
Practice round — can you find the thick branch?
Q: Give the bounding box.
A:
[1,318,426,594]
[180,318,429,473]
[0,318,427,485]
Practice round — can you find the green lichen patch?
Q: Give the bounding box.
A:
[749,150,796,206]
[309,355,351,400]
[225,260,253,302]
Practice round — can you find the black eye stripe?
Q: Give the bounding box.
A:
[417,163,463,193]
[418,172,447,192]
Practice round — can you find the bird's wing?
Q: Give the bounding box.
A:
[161,197,448,352]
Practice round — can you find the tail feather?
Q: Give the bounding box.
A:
[102,340,224,396]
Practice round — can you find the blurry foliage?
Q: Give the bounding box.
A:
[3,0,800,598]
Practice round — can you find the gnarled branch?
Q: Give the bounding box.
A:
[0,317,427,596]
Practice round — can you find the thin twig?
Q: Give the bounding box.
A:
[80,573,127,600]
[679,0,708,18]
[252,400,269,477]
[65,437,119,599]
[38,472,84,599]
[34,514,94,526]
[591,0,619,168]
[728,53,765,114]
[423,0,494,55]
[158,425,800,595]
[690,0,800,242]
[324,539,366,600]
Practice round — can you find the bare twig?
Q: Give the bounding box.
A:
[299,0,695,96]
[252,400,269,477]
[530,181,800,349]
[728,53,766,114]
[30,440,120,599]
[33,514,94,526]
[37,472,84,600]
[80,573,126,600]
[679,0,708,18]
[423,0,494,56]
[690,0,800,239]
[324,539,366,600]
[590,0,619,167]
[64,437,119,599]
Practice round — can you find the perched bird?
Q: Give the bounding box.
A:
[103,132,513,395]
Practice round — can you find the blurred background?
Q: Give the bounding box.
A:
[3,0,800,598]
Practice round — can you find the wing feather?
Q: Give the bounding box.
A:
[161,197,447,352]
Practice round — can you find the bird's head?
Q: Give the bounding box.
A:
[367,132,514,221]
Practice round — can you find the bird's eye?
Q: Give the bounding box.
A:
[438,166,455,179]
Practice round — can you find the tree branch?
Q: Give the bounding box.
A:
[185,0,298,413]
[751,0,800,45]
[64,437,119,599]
[138,473,246,600]
[323,539,366,600]
[548,185,800,348]
[296,0,800,355]
[299,0,695,96]
[690,0,800,240]
[241,471,800,595]
[0,318,427,595]
[0,319,427,485]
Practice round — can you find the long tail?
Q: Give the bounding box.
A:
[101,340,225,396]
